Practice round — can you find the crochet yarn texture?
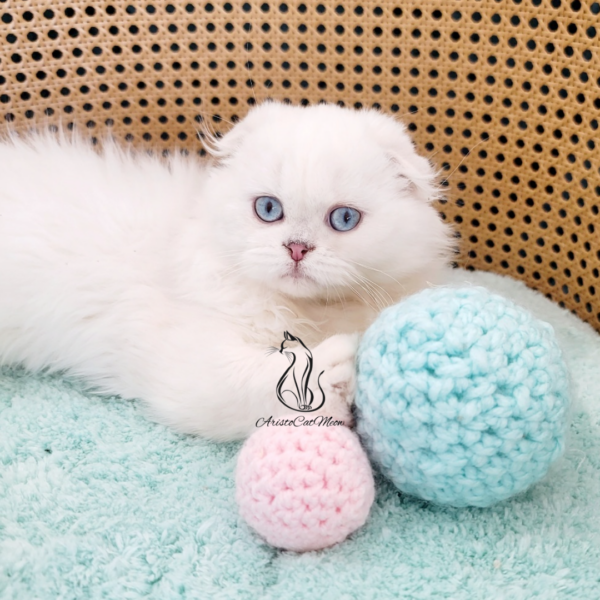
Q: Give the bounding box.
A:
[235,425,374,552]
[356,286,570,508]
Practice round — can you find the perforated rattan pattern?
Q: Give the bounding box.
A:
[1,1,599,329]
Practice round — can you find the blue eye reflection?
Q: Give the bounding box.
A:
[329,206,361,232]
[254,196,284,223]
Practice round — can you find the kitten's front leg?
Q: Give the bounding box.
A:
[128,311,358,440]
[124,309,357,440]
[310,333,360,426]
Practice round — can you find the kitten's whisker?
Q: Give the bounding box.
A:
[359,281,387,312]
[324,273,347,311]
[195,110,234,127]
[344,258,405,288]
[349,276,380,309]
[220,267,245,278]
[345,281,379,313]
[219,264,246,279]
[345,282,367,308]
[212,248,242,255]
[219,258,246,270]
[443,136,490,183]
[361,278,394,310]
[322,275,331,309]
[362,277,392,310]
[324,275,347,310]
[244,59,258,106]
[348,272,389,312]
[427,147,443,161]
[212,250,245,260]
[354,273,395,307]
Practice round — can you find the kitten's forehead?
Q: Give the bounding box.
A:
[247,105,375,153]
[239,108,390,197]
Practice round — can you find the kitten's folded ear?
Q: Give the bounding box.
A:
[388,152,440,204]
[200,117,248,160]
[366,110,440,204]
[200,103,275,160]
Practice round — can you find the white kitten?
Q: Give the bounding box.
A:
[0,102,454,440]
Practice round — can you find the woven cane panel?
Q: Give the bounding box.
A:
[1,1,600,329]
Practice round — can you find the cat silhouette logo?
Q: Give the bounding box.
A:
[271,331,326,413]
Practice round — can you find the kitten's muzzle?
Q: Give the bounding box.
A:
[284,241,314,262]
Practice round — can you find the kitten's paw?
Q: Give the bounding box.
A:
[312,333,359,426]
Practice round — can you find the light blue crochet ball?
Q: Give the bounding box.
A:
[356,286,570,508]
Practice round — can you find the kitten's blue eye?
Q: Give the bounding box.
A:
[254,196,284,222]
[329,207,361,232]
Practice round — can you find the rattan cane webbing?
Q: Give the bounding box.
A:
[1,1,599,329]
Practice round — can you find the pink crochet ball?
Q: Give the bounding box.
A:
[235,425,375,552]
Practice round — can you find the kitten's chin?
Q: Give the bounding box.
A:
[277,273,323,299]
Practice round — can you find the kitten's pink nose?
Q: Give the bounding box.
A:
[285,242,312,262]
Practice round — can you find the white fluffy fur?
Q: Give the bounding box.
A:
[0,102,453,440]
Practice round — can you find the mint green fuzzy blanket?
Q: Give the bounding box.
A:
[2,270,599,600]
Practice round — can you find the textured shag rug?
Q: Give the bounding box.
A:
[1,270,599,600]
